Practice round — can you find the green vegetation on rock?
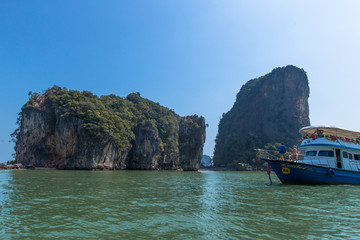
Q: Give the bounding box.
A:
[23,86,180,151]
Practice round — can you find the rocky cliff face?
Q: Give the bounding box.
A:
[179,115,206,171]
[16,103,129,170]
[214,65,310,167]
[126,121,162,170]
[14,87,206,170]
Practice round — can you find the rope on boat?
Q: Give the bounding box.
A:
[267,164,272,184]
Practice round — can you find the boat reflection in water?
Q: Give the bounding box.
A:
[258,126,360,184]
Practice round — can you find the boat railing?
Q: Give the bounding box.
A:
[255,149,300,160]
[257,148,360,171]
[255,149,279,160]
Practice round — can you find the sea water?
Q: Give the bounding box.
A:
[1,170,360,239]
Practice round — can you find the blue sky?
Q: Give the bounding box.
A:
[1,0,360,163]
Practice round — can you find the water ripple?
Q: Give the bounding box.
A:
[1,170,360,239]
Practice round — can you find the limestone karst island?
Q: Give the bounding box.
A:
[8,65,310,171]
[213,65,310,170]
[11,87,206,170]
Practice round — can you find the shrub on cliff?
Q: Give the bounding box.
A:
[46,87,133,148]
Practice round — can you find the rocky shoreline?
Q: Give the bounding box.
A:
[0,164,267,171]
[0,163,27,170]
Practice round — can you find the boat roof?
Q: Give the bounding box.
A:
[299,126,360,139]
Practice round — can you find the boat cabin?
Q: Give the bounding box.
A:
[299,126,360,172]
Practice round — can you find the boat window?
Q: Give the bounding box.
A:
[349,153,353,160]
[305,151,317,156]
[355,154,360,160]
[343,151,348,159]
[318,150,334,157]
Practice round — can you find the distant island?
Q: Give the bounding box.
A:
[201,154,213,168]
[213,65,310,170]
[10,86,206,170]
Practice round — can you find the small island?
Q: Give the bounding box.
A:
[10,87,206,170]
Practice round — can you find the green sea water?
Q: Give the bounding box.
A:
[1,170,360,239]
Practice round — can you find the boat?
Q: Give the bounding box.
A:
[257,126,360,184]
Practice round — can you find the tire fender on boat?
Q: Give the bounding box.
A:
[328,169,335,177]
